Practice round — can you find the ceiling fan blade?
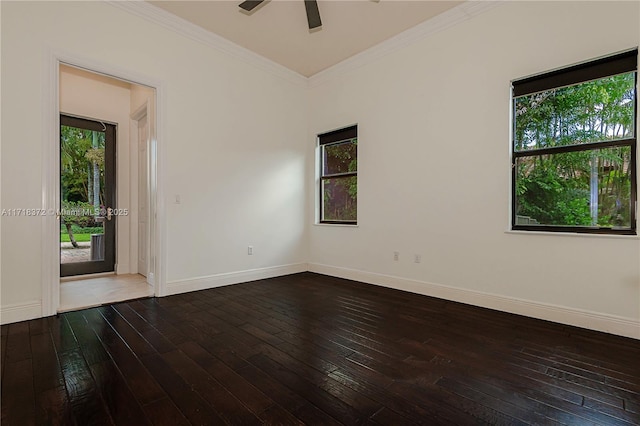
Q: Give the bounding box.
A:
[239,0,265,12]
[304,0,322,29]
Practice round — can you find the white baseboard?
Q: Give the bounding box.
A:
[308,263,640,340]
[116,262,130,275]
[0,300,42,325]
[6,262,637,340]
[165,263,308,296]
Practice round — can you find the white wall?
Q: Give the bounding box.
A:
[307,1,640,337]
[131,84,155,114]
[1,0,638,338]
[0,1,308,321]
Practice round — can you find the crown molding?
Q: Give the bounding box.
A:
[308,1,502,88]
[107,1,500,89]
[106,0,308,87]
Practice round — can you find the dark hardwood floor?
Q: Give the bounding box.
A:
[2,272,639,425]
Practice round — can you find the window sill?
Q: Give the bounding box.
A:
[314,223,359,228]
[505,230,639,240]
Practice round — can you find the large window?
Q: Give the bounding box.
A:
[512,50,637,235]
[319,125,357,224]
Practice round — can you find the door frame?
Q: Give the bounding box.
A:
[60,114,117,277]
[42,50,167,316]
[131,101,153,283]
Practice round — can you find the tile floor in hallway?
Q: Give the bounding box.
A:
[59,274,153,312]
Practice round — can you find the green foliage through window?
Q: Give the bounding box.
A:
[512,52,636,233]
[319,126,357,223]
[60,123,106,246]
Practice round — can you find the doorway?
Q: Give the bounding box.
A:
[60,114,116,277]
[48,61,160,313]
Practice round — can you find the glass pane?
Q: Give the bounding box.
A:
[322,139,357,175]
[514,72,635,151]
[322,176,357,222]
[60,125,106,264]
[515,147,632,228]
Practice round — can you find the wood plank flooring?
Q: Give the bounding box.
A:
[2,272,639,425]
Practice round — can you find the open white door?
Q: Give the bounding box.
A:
[136,112,150,277]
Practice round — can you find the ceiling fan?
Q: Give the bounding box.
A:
[239,0,322,30]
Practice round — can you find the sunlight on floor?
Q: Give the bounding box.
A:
[59,274,153,312]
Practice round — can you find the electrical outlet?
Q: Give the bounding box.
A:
[393,251,399,261]
[414,254,421,263]
[248,246,253,255]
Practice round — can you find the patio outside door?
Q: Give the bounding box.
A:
[60,114,116,277]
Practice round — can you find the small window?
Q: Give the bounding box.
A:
[318,125,357,224]
[512,50,637,235]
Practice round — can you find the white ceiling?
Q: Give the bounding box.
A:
[148,1,463,77]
